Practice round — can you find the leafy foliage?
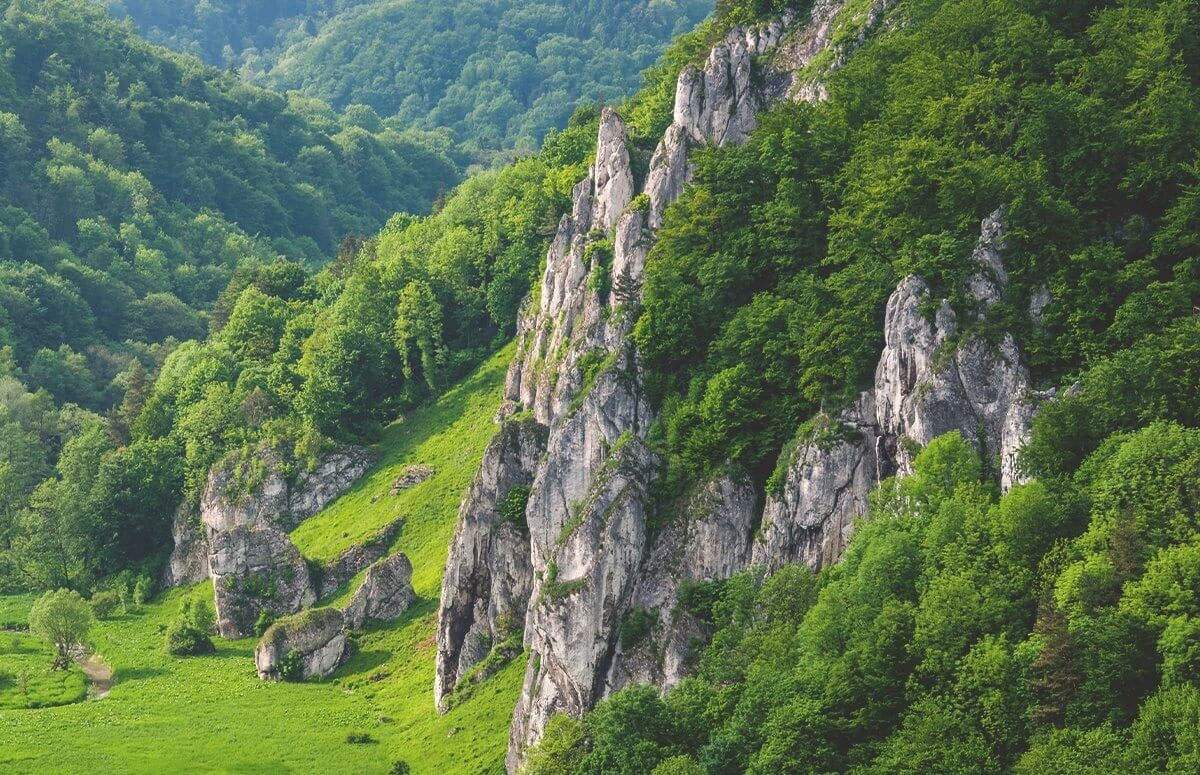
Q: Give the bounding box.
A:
[635,0,1200,500]
[105,0,710,162]
[28,589,92,669]
[165,597,215,656]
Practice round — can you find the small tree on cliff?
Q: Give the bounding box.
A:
[28,589,93,670]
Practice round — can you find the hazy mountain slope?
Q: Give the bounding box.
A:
[0,0,458,412]
[105,0,712,160]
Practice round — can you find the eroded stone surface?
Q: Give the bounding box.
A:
[162,502,209,588]
[430,5,929,769]
[254,607,346,681]
[209,526,315,639]
[344,552,415,629]
[434,417,547,710]
[752,396,887,573]
[320,518,405,598]
[608,473,757,693]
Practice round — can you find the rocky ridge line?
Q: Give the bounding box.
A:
[434,4,878,769]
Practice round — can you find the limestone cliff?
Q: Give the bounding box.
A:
[753,210,1045,573]
[163,444,373,637]
[431,3,1014,770]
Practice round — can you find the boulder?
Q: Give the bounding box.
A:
[319,517,405,598]
[344,552,415,629]
[255,607,347,681]
[209,526,315,639]
[390,464,434,494]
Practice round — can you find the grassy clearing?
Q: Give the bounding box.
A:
[0,346,521,773]
[0,595,33,630]
[0,631,87,710]
[292,344,512,598]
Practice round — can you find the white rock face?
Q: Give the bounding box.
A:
[754,211,1046,572]
[164,445,372,591]
[507,361,656,768]
[209,525,316,638]
[434,417,547,709]
[162,502,209,587]
[199,445,373,534]
[344,552,415,629]
[433,4,922,769]
[752,395,887,573]
[591,107,635,232]
[163,444,373,646]
[873,210,1034,484]
[607,473,757,693]
[254,607,347,681]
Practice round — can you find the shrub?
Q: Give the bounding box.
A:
[279,649,304,682]
[619,608,658,650]
[345,731,376,744]
[132,574,153,606]
[498,485,531,531]
[89,590,121,619]
[389,762,411,775]
[254,610,275,637]
[677,580,723,623]
[166,598,215,656]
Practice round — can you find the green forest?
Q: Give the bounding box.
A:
[3,0,1200,770]
[106,0,711,159]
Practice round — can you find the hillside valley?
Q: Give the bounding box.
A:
[4,0,1200,773]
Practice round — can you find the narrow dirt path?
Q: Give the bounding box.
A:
[78,653,114,700]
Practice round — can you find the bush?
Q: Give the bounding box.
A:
[132,574,153,606]
[345,732,376,744]
[619,608,658,650]
[498,485,531,531]
[389,762,411,775]
[279,649,304,682]
[254,610,275,637]
[677,580,723,623]
[166,598,215,656]
[89,590,121,619]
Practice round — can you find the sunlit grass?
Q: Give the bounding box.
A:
[0,346,518,773]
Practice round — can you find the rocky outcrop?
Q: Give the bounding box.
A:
[344,552,415,629]
[164,443,374,647]
[209,525,316,638]
[434,4,919,768]
[390,464,434,494]
[255,607,347,681]
[607,473,757,693]
[435,416,548,709]
[753,211,1045,572]
[164,445,372,590]
[162,502,209,587]
[200,444,373,534]
[873,210,1034,485]
[752,397,888,573]
[508,366,657,764]
[319,517,405,598]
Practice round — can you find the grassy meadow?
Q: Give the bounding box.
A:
[0,345,522,774]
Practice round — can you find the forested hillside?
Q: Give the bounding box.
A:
[0,0,459,399]
[3,0,1200,772]
[100,0,374,66]
[105,0,711,160]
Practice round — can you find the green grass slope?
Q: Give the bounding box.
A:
[0,632,87,710]
[0,345,521,773]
